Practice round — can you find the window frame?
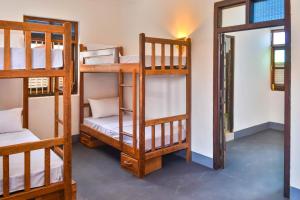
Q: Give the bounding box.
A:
[23,15,79,97]
[271,29,286,91]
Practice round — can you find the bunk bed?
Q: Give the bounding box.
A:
[79,34,191,177]
[0,20,76,200]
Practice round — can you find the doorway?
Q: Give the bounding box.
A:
[213,0,291,198]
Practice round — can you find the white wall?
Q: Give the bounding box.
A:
[228,29,284,132]
[0,0,123,138]
[291,0,300,190]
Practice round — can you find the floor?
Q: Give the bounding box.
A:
[73,130,286,200]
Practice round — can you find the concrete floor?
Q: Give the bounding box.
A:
[73,130,286,200]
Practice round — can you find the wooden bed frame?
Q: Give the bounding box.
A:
[0,20,76,200]
[79,33,192,177]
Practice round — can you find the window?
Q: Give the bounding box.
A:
[23,16,78,96]
[251,0,285,23]
[271,29,286,91]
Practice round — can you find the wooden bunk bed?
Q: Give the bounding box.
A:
[79,33,191,177]
[0,20,76,200]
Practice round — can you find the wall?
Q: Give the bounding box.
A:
[228,29,284,132]
[0,0,122,138]
[291,0,300,192]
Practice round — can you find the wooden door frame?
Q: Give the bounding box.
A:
[213,0,291,198]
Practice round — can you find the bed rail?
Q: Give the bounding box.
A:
[0,138,65,199]
[0,20,72,78]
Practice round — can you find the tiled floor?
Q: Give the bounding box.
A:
[73,130,286,200]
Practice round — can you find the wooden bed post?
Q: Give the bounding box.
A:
[138,33,146,177]
[23,78,29,129]
[54,77,59,138]
[79,72,84,125]
[186,38,192,162]
[63,22,72,200]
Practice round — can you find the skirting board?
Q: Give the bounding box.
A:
[176,150,213,169]
[291,187,300,200]
[234,122,284,139]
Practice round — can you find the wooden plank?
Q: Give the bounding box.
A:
[4,29,11,70]
[0,138,64,156]
[170,121,174,145]
[145,114,187,127]
[0,70,65,78]
[24,151,31,191]
[145,143,187,160]
[45,148,51,186]
[178,45,183,69]
[151,125,155,151]
[186,38,192,162]
[45,32,52,70]
[178,120,183,144]
[25,31,32,70]
[3,155,9,197]
[145,69,189,75]
[161,124,165,147]
[23,78,29,129]
[161,44,165,70]
[54,77,59,138]
[79,73,85,124]
[170,44,174,69]
[80,63,139,73]
[145,37,189,46]
[119,70,124,147]
[0,20,65,33]
[132,70,137,151]
[151,43,156,70]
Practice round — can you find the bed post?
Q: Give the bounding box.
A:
[23,78,29,129]
[79,72,84,125]
[63,22,72,200]
[139,33,146,178]
[186,38,192,162]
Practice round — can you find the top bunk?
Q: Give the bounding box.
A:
[80,33,191,75]
[0,20,72,78]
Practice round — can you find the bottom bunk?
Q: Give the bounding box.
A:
[80,114,188,177]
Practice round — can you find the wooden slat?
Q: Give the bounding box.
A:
[170,44,174,69]
[3,155,9,197]
[145,69,189,75]
[119,71,124,145]
[44,148,51,186]
[25,31,32,70]
[57,119,64,125]
[4,29,11,70]
[161,124,165,147]
[178,120,183,144]
[151,125,155,151]
[0,138,64,156]
[178,45,183,69]
[0,70,65,78]
[24,151,31,191]
[45,32,52,70]
[170,121,174,145]
[151,43,156,70]
[145,143,187,160]
[54,77,59,138]
[132,70,137,151]
[145,114,187,127]
[145,37,189,46]
[161,44,165,70]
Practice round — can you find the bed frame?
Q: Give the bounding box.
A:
[0,20,76,200]
[79,33,191,177]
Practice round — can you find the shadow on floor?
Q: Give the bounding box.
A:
[73,130,287,200]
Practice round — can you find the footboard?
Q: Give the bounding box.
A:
[144,114,188,160]
[0,138,66,199]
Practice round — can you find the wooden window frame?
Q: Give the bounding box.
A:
[23,15,79,97]
[271,29,286,91]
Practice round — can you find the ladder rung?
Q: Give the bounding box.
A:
[56,119,63,125]
[120,84,133,87]
[120,108,133,112]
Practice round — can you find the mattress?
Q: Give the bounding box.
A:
[84,115,186,151]
[120,55,187,68]
[0,48,63,70]
[84,56,116,65]
[0,129,63,195]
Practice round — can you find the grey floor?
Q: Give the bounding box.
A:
[73,130,286,200]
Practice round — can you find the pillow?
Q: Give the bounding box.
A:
[0,108,23,134]
[88,97,119,118]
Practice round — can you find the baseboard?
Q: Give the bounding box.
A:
[176,150,213,169]
[290,187,300,200]
[234,122,284,139]
[72,134,80,143]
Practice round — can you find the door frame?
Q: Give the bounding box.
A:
[213,0,291,198]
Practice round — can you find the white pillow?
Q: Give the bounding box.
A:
[88,98,119,118]
[0,108,23,133]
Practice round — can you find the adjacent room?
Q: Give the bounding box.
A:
[0,0,299,200]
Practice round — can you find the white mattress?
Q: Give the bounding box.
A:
[0,48,63,70]
[84,56,116,65]
[120,55,187,68]
[84,115,186,151]
[0,129,63,195]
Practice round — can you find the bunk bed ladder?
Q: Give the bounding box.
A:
[119,70,137,154]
